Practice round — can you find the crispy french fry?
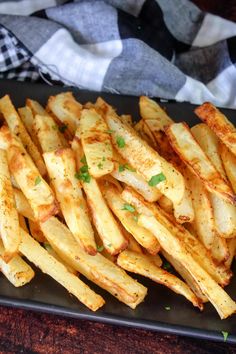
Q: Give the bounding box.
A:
[18,106,42,151]
[0,149,20,261]
[34,115,67,153]
[5,129,58,222]
[122,187,231,286]
[102,184,160,255]
[26,98,48,116]
[139,214,236,319]
[98,99,184,204]
[134,119,158,149]
[195,102,236,157]
[166,122,236,205]
[161,250,208,303]
[43,242,77,275]
[43,148,97,255]
[0,239,34,287]
[79,109,114,178]
[220,143,236,194]
[28,219,46,243]
[0,95,47,176]
[19,228,104,311]
[72,139,127,255]
[40,217,147,309]
[120,226,143,254]
[192,124,236,238]
[47,92,82,135]
[139,96,173,129]
[13,188,35,221]
[158,195,173,214]
[111,161,161,202]
[117,250,202,309]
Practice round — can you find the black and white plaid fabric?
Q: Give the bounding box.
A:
[0,0,236,108]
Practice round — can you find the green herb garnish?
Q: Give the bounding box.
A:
[122,203,136,213]
[118,163,135,172]
[106,129,115,134]
[148,173,166,186]
[222,331,229,342]
[102,156,106,162]
[75,171,91,183]
[97,245,104,252]
[35,176,41,186]
[98,162,103,169]
[163,261,171,271]
[58,124,68,133]
[80,155,87,164]
[116,136,125,148]
[80,165,89,173]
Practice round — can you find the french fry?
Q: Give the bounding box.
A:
[102,184,160,255]
[13,188,35,221]
[139,214,236,319]
[165,122,236,205]
[122,187,231,286]
[139,96,173,129]
[119,226,143,254]
[47,92,82,136]
[220,143,236,194]
[161,250,208,303]
[34,114,67,153]
[40,217,147,309]
[225,238,236,269]
[0,149,20,261]
[18,215,28,233]
[43,148,97,255]
[5,130,58,222]
[111,161,161,202]
[72,139,127,255]
[195,102,236,157]
[79,109,114,178]
[43,242,77,275]
[0,239,34,287]
[211,235,229,265]
[18,106,41,151]
[192,124,236,238]
[117,250,202,309]
[26,98,48,116]
[120,114,132,126]
[134,119,158,149]
[0,125,10,150]
[99,99,185,204]
[19,228,104,311]
[158,195,173,214]
[28,219,46,243]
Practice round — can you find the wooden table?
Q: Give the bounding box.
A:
[1,1,236,353]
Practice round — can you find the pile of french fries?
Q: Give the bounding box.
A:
[0,92,236,319]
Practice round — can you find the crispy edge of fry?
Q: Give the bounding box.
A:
[43,148,97,255]
[39,217,147,309]
[0,239,34,287]
[117,250,202,310]
[18,106,42,152]
[13,188,35,221]
[195,102,236,157]
[220,143,236,194]
[19,227,104,311]
[28,219,46,243]
[165,122,236,205]
[0,148,20,261]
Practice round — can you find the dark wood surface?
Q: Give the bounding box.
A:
[1,1,236,353]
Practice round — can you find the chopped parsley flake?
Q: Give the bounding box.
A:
[75,171,91,183]
[122,203,136,213]
[58,124,68,133]
[97,245,104,252]
[102,156,106,162]
[80,165,89,173]
[34,176,41,186]
[222,331,229,342]
[80,155,87,164]
[148,173,166,186]
[116,136,125,148]
[106,129,115,134]
[118,163,135,172]
[97,162,103,169]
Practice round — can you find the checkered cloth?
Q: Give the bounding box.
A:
[0,0,236,108]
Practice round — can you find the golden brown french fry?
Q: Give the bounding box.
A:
[122,187,231,286]
[47,92,82,135]
[165,122,236,205]
[40,217,147,309]
[34,114,67,153]
[120,114,132,126]
[19,228,104,311]
[220,143,236,194]
[43,242,77,275]
[43,148,97,255]
[225,238,236,269]
[117,250,202,309]
[28,219,46,243]
[0,149,20,261]
[195,102,236,157]
[79,109,114,178]
[139,214,236,319]
[102,184,160,255]
[161,250,208,303]
[211,235,229,265]
[13,188,35,221]
[0,95,47,176]
[120,226,143,254]
[5,130,58,222]
[99,99,185,204]
[26,98,48,116]
[158,195,173,214]
[72,139,127,255]
[139,96,173,129]
[111,161,161,202]
[135,119,159,149]
[18,106,42,151]
[0,239,34,287]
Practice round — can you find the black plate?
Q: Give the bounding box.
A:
[0,79,236,343]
